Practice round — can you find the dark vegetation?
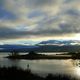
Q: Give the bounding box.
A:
[7,51,51,60]
[7,51,72,60]
[69,52,80,59]
[6,49,80,60]
[0,66,78,80]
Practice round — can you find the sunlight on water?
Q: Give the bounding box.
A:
[0,52,80,78]
[71,60,80,78]
[75,67,80,76]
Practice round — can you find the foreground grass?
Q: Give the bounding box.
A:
[0,66,78,80]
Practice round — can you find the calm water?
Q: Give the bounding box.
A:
[0,53,80,78]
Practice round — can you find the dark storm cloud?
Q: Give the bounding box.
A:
[0,27,22,39]
[59,23,80,33]
[0,26,55,39]
[0,26,64,39]
[0,27,33,39]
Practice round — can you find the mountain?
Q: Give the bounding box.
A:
[34,40,80,52]
[38,40,80,46]
[0,44,39,52]
[0,40,80,53]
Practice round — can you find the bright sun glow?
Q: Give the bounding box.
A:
[74,60,80,77]
[73,34,80,40]
[75,67,80,77]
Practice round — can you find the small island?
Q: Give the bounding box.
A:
[6,51,74,60]
[6,51,80,60]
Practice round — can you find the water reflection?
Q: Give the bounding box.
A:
[6,59,80,78]
[72,60,80,67]
[70,59,80,78]
[1,53,80,78]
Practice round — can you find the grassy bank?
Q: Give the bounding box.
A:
[0,66,78,80]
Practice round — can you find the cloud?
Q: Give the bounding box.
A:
[4,0,62,17]
[0,7,17,20]
[0,27,23,39]
[0,0,80,41]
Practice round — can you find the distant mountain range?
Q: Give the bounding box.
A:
[36,40,80,52]
[0,44,39,52]
[38,40,80,46]
[0,40,80,53]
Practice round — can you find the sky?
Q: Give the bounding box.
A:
[0,0,80,44]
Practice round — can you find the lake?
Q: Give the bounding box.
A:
[0,52,80,78]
